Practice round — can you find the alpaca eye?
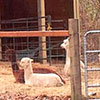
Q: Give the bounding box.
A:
[22,61,24,64]
[28,60,30,63]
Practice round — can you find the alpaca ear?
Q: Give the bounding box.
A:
[67,37,70,41]
[30,59,33,62]
[64,38,69,43]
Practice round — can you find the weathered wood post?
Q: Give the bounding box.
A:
[37,0,47,64]
[68,19,82,100]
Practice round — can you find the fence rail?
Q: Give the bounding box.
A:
[0,31,69,37]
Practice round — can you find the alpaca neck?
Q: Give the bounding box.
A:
[10,54,17,62]
[11,62,19,71]
[66,47,70,63]
[24,63,33,81]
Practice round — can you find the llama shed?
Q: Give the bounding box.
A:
[0,0,79,63]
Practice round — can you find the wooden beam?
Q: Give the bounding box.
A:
[0,31,69,37]
[37,0,47,64]
[73,0,80,33]
[37,0,46,30]
[73,0,79,19]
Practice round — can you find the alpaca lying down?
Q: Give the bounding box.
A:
[20,57,64,87]
[5,49,65,84]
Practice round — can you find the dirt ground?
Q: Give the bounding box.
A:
[0,61,100,100]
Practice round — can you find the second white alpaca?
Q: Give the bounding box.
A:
[61,38,85,75]
[20,57,64,87]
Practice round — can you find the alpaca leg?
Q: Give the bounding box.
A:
[80,61,85,72]
[81,67,84,72]
[64,64,70,76]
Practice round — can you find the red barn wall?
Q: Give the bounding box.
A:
[1,0,74,29]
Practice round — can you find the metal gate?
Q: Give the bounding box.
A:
[84,30,100,100]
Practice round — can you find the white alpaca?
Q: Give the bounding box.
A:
[61,38,85,75]
[20,57,64,87]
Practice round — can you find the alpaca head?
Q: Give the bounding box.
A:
[20,57,33,69]
[61,38,69,49]
[5,49,16,62]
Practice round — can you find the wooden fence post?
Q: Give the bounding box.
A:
[68,19,82,100]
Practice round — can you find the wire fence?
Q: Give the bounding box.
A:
[0,16,67,66]
[0,15,67,31]
[1,36,67,66]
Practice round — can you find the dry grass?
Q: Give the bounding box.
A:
[0,61,71,99]
[1,61,100,99]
